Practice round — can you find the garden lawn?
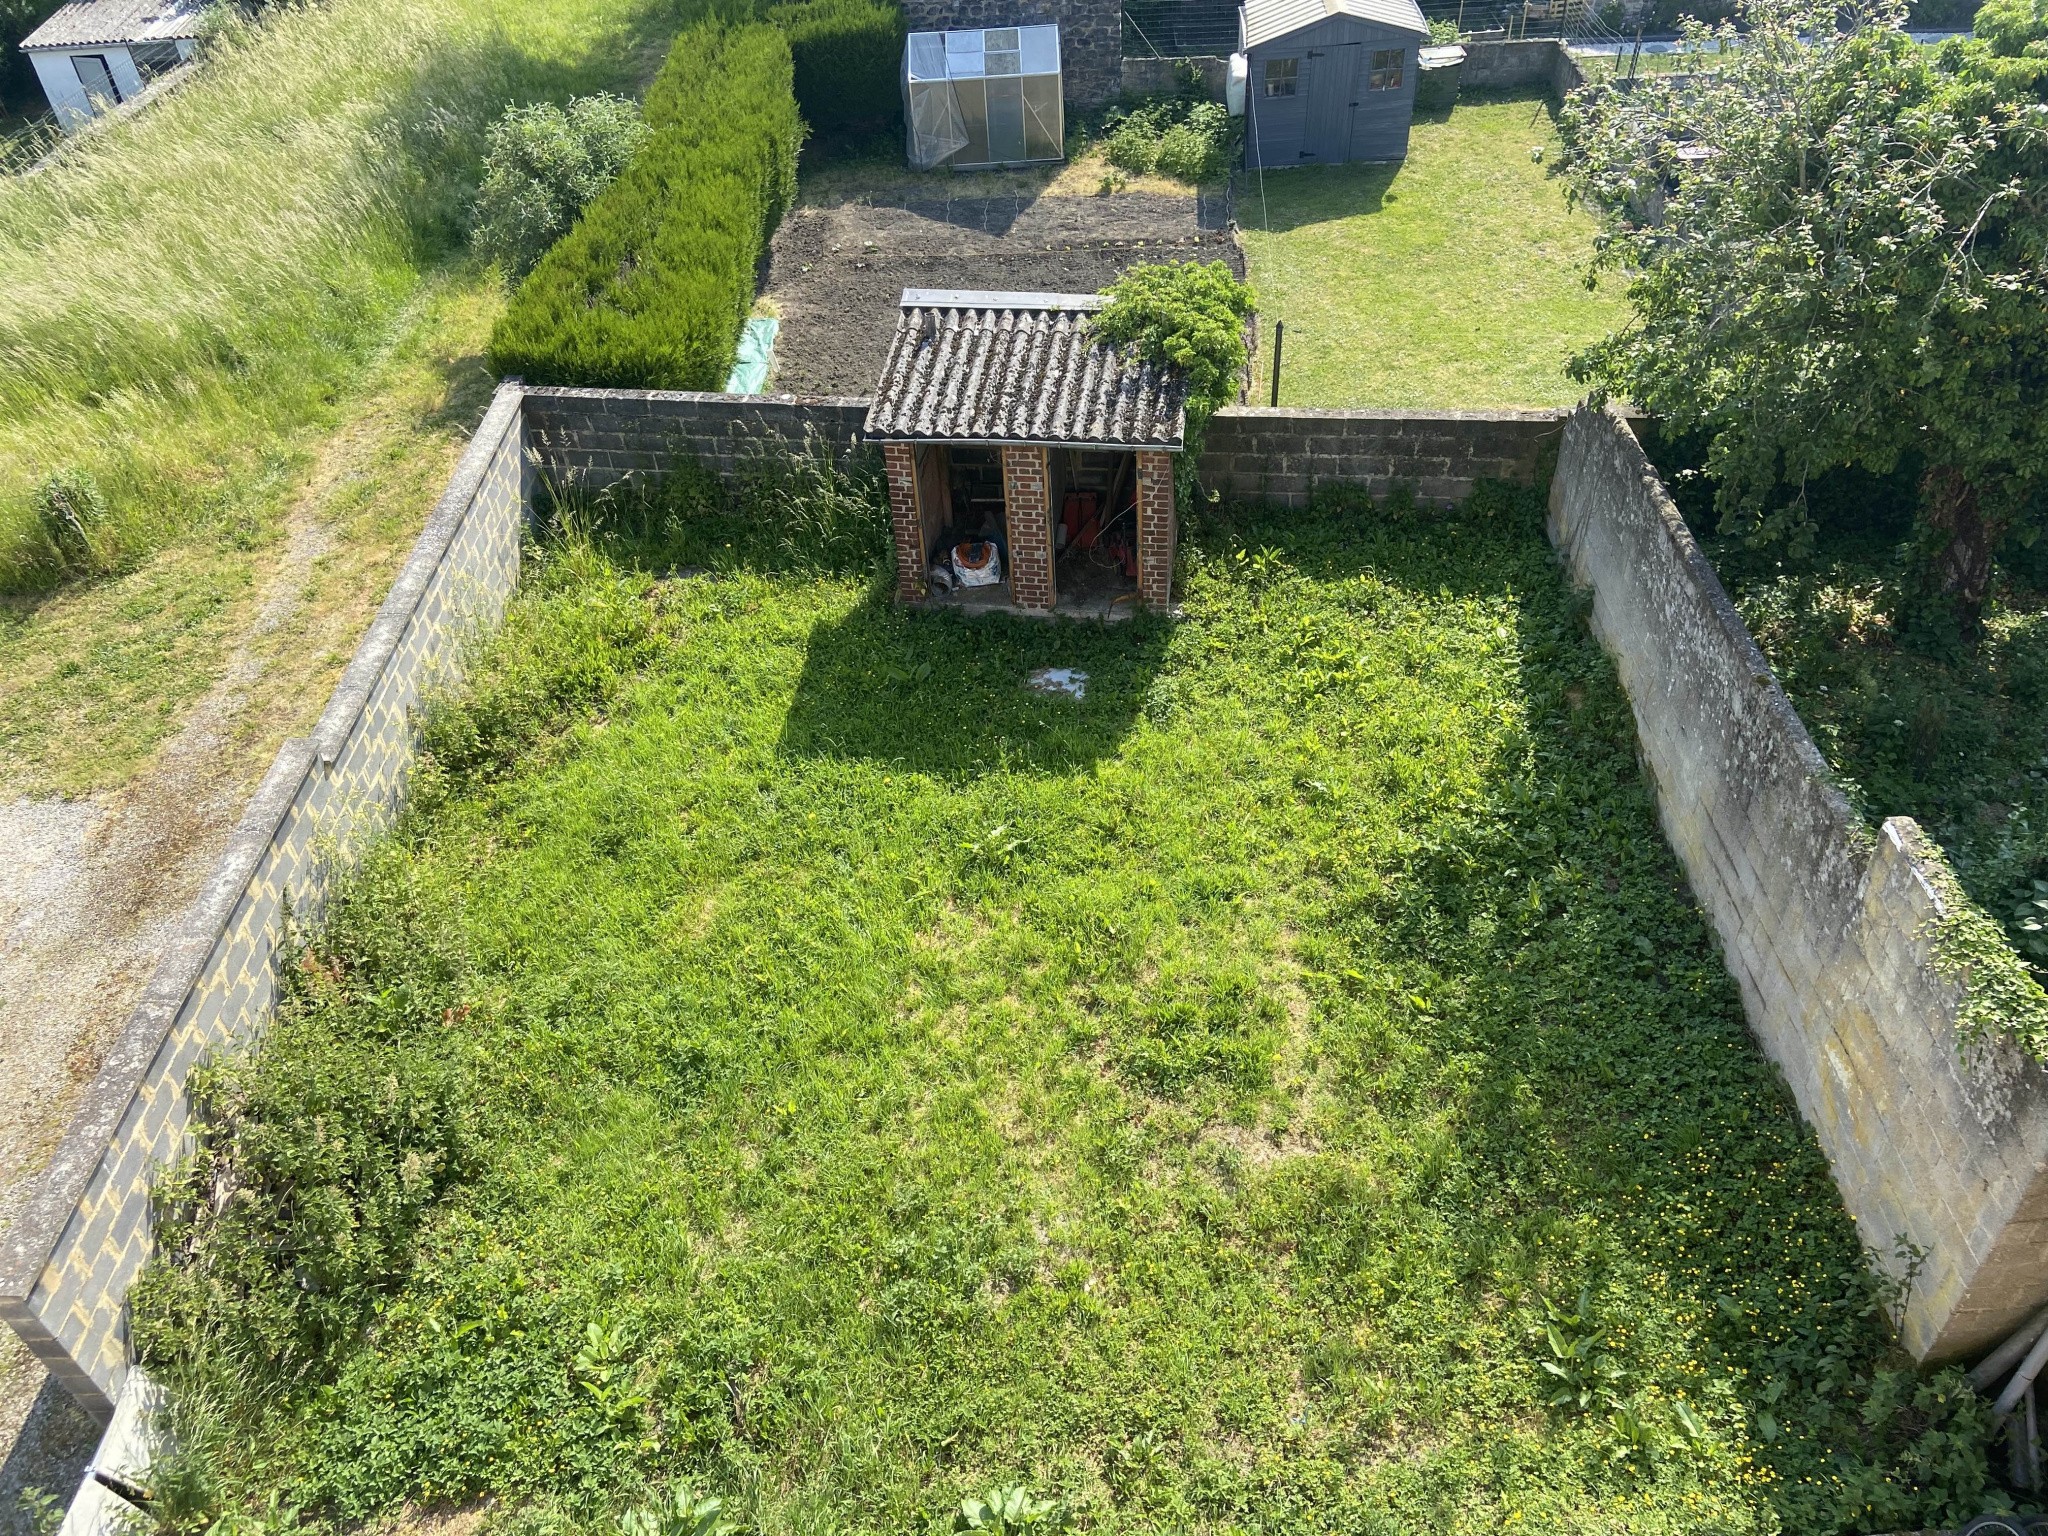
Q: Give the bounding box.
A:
[1239,93,1626,409]
[136,485,1993,1536]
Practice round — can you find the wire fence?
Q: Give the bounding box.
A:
[1121,0,1641,56]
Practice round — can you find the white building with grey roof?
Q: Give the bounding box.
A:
[19,0,206,130]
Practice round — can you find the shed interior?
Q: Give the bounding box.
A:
[917,445,1143,616]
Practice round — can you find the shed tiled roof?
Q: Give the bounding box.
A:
[21,0,205,50]
[865,289,1187,451]
[1240,0,1427,49]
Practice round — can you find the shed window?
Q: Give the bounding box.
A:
[130,41,183,79]
[1262,57,1297,96]
[1368,48,1404,89]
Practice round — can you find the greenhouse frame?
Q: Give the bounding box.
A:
[904,24,1064,171]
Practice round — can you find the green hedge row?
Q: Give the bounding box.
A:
[488,19,802,390]
[770,0,905,136]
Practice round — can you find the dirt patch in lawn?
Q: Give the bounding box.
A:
[763,184,1243,395]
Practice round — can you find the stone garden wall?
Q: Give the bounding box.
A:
[0,385,530,1421]
[1548,403,2048,1363]
[1455,37,1586,95]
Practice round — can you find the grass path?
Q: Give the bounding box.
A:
[136,493,1988,1536]
[1239,93,1627,409]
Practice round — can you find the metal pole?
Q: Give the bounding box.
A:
[1270,320,1284,407]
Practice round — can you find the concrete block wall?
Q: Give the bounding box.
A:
[1198,406,1566,507]
[1549,403,2048,1363]
[1457,38,1585,95]
[522,389,870,498]
[1120,54,1229,100]
[0,385,529,1419]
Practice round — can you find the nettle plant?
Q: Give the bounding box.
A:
[1562,0,2048,640]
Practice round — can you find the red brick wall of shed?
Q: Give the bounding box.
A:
[883,442,924,601]
[1004,446,1056,612]
[1137,451,1176,609]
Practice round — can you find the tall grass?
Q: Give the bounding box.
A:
[0,0,672,590]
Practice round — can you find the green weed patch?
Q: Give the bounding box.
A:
[136,482,1995,1535]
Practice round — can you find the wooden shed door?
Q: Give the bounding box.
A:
[1303,43,1359,162]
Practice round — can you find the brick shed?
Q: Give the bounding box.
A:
[865,289,1186,616]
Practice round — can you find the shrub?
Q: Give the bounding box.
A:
[769,0,904,136]
[488,20,801,389]
[1154,103,1232,181]
[469,94,647,276]
[130,860,473,1409]
[1096,260,1254,511]
[1103,94,1237,181]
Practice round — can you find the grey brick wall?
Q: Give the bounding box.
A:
[523,388,871,497]
[1197,406,1566,507]
[1550,403,2048,1364]
[0,384,529,1419]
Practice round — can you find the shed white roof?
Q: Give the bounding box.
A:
[1240,0,1428,48]
[21,0,206,51]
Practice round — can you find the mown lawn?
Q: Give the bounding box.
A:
[136,483,1993,1536]
[1238,94,1626,409]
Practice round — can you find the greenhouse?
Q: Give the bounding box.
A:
[904,24,1064,170]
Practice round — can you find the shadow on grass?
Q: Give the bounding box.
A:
[1279,490,1977,1530]
[776,587,1173,779]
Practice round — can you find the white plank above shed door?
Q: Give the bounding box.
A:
[1302,42,1359,162]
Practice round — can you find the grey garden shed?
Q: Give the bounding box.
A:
[1240,0,1428,168]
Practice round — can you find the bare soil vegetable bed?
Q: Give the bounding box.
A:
[763,184,1240,395]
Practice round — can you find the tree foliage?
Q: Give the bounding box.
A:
[1562,0,2048,635]
[1092,259,1253,427]
[1093,260,1255,509]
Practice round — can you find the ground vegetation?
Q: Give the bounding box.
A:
[130,471,1998,1535]
[0,0,682,594]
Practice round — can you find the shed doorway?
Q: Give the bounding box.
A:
[1304,43,1358,162]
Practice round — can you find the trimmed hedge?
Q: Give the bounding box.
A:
[770,0,905,136]
[488,20,801,390]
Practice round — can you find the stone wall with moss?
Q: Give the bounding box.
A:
[1549,402,2048,1365]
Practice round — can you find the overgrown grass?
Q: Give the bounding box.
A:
[1238,93,1626,409]
[136,480,1996,1535]
[0,0,678,591]
[0,271,504,796]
